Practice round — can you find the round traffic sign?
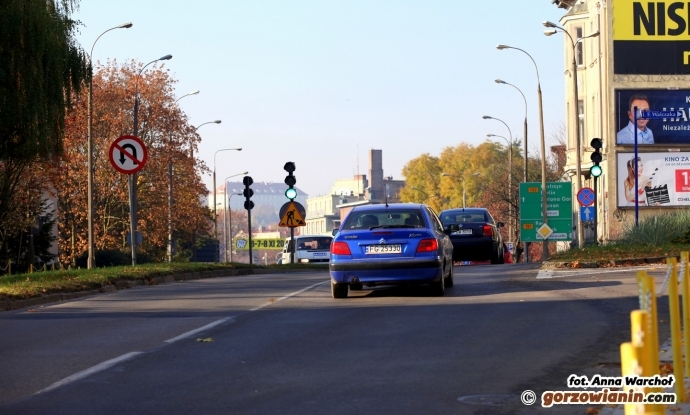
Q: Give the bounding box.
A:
[109,135,148,174]
[577,187,595,207]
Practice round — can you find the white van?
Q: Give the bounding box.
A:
[281,235,332,264]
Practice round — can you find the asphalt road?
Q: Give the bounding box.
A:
[0,263,669,415]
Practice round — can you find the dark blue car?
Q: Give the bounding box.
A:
[329,203,455,298]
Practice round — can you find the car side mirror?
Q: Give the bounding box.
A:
[497,222,505,228]
[331,228,339,236]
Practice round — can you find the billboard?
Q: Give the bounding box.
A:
[617,152,690,207]
[613,1,690,74]
[616,89,690,145]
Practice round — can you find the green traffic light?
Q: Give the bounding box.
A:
[591,165,602,178]
[285,188,297,199]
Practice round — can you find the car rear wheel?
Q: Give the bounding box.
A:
[332,282,348,299]
[444,263,454,288]
[490,245,500,264]
[430,270,445,297]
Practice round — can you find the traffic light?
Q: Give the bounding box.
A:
[284,162,297,200]
[590,138,602,178]
[243,175,254,210]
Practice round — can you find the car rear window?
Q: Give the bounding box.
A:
[294,237,332,251]
[343,209,426,230]
[440,212,488,225]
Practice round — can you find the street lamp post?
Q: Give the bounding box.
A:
[483,116,513,245]
[486,133,515,244]
[223,172,248,263]
[494,79,528,183]
[441,172,481,209]
[167,90,200,263]
[129,54,172,266]
[497,44,548,260]
[544,22,600,249]
[213,148,242,259]
[87,22,132,269]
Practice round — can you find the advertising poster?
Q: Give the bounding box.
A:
[616,89,690,145]
[613,1,690,74]
[617,152,690,207]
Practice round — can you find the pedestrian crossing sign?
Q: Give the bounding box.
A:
[279,201,306,227]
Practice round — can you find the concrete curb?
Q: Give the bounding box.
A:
[0,267,256,312]
[542,255,674,270]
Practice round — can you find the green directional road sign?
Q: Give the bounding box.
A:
[519,182,573,242]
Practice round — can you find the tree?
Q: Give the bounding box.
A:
[50,60,211,264]
[0,0,87,264]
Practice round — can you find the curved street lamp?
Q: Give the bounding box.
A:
[213,147,243,253]
[166,90,200,262]
[496,44,547,260]
[487,133,515,244]
[544,21,600,249]
[223,171,249,263]
[495,79,528,183]
[441,172,481,209]
[86,21,132,269]
[127,53,172,266]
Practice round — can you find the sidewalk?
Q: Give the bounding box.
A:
[601,338,690,414]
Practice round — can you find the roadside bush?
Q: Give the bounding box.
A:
[618,210,690,246]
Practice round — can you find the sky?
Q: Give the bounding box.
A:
[73,0,569,198]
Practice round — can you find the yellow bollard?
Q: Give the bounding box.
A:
[681,251,690,376]
[631,310,665,414]
[666,257,686,402]
[621,342,646,415]
[638,270,661,374]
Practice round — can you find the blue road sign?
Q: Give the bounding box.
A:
[580,206,596,222]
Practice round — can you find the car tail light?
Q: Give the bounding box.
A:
[416,238,438,253]
[331,242,351,255]
[483,225,493,237]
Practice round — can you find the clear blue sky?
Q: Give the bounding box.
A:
[74,1,568,198]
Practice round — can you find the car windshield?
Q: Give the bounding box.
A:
[294,237,332,251]
[342,209,426,230]
[440,212,488,226]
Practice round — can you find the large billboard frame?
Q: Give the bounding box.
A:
[616,151,690,208]
[615,89,690,146]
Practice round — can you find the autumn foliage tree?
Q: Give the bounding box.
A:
[49,60,212,265]
[400,139,563,249]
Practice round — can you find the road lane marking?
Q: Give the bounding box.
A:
[164,317,234,344]
[537,265,662,279]
[250,280,329,311]
[35,351,143,395]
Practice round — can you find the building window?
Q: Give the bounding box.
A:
[578,100,585,146]
[575,27,584,66]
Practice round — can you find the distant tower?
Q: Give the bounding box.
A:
[368,149,383,202]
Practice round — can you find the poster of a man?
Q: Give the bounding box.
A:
[616,94,653,145]
[616,89,690,145]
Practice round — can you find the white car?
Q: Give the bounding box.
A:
[281,235,332,264]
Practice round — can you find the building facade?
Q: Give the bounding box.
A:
[552,0,690,242]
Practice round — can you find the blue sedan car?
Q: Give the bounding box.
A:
[329,203,455,298]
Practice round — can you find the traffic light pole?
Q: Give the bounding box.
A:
[290,227,295,264]
[247,206,253,265]
[593,176,598,244]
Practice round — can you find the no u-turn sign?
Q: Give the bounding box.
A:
[109,135,148,174]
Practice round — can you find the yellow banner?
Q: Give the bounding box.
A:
[615,1,690,41]
[234,238,285,250]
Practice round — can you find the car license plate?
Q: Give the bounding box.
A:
[365,244,402,254]
[454,229,473,235]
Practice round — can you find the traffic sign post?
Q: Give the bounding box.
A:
[580,206,596,222]
[519,182,573,243]
[109,135,148,266]
[577,187,594,207]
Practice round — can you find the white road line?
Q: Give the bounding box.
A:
[35,351,143,395]
[250,280,329,311]
[537,265,662,279]
[164,317,234,344]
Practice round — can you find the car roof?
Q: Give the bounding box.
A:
[287,234,332,240]
[440,207,489,214]
[352,203,425,212]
